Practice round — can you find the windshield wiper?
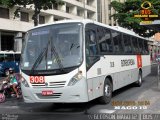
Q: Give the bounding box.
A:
[50,36,65,72]
[70,43,80,51]
[30,32,65,74]
[30,40,49,74]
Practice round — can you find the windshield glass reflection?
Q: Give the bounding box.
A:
[21,23,83,73]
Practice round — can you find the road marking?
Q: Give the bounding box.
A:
[0,105,19,109]
[98,109,116,113]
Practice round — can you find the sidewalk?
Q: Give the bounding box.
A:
[152,60,158,65]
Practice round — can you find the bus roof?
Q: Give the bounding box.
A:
[30,19,149,40]
[30,19,94,30]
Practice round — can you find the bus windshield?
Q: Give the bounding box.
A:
[21,23,83,75]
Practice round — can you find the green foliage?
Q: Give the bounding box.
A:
[0,0,64,26]
[111,0,159,37]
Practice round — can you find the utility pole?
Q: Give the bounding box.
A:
[158,62,159,85]
[157,47,160,88]
[83,0,86,19]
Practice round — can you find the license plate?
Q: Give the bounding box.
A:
[42,91,53,96]
[30,76,45,84]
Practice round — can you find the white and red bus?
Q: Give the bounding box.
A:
[20,20,151,104]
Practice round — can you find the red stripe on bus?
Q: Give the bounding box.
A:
[137,55,142,68]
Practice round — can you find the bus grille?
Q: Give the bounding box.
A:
[36,93,62,99]
[32,84,45,87]
[31,81,66,88]
[49,81,66,88]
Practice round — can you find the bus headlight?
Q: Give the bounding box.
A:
[21,77,29,87]
[68,71,83,86]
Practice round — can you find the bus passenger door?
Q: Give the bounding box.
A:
[85,28,101,100]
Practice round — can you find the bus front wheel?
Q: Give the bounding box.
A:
[99,78,112,104]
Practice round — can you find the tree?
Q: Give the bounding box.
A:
[0,0,64,26]
[111,0,160,37]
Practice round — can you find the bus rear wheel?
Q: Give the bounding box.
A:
[99,78,112,104]
[135,71,142,87]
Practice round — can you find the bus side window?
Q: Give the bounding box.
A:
[85,29,98,69]
[123,34,132,54]
[0,54,4,62]
[138,39,144,54]
[86,30,98,56]
[98,27,113,53]
[144,40,149,54]
[112,31,123,54]
[105,29,113,53]
[141,39,146,54]
[132,37,139,54]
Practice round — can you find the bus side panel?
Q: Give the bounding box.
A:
[86,54,150,101]
[131,68,139,83]
[86,55,140,100]
[86,61,103,101]
[142,55,151,78]
[117,70,132,89]
[87,78,93,101]
[99,55,139,91]
[142,65,151,78]
[112,69,138,91]
[87,77,101,100]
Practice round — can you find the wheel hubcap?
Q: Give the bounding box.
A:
[105,84,111,97]
[139,75,142,83]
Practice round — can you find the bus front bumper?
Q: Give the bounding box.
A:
[21,80,89,103]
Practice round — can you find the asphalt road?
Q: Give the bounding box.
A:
[0,64,160,120]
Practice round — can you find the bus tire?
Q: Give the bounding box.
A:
[136,71,142,87]
[99,78,112,104]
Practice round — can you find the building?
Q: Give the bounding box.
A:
[140,19,160,61]
[97,0,126,26]
[0,0,97,52]
[97,0,160,62]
